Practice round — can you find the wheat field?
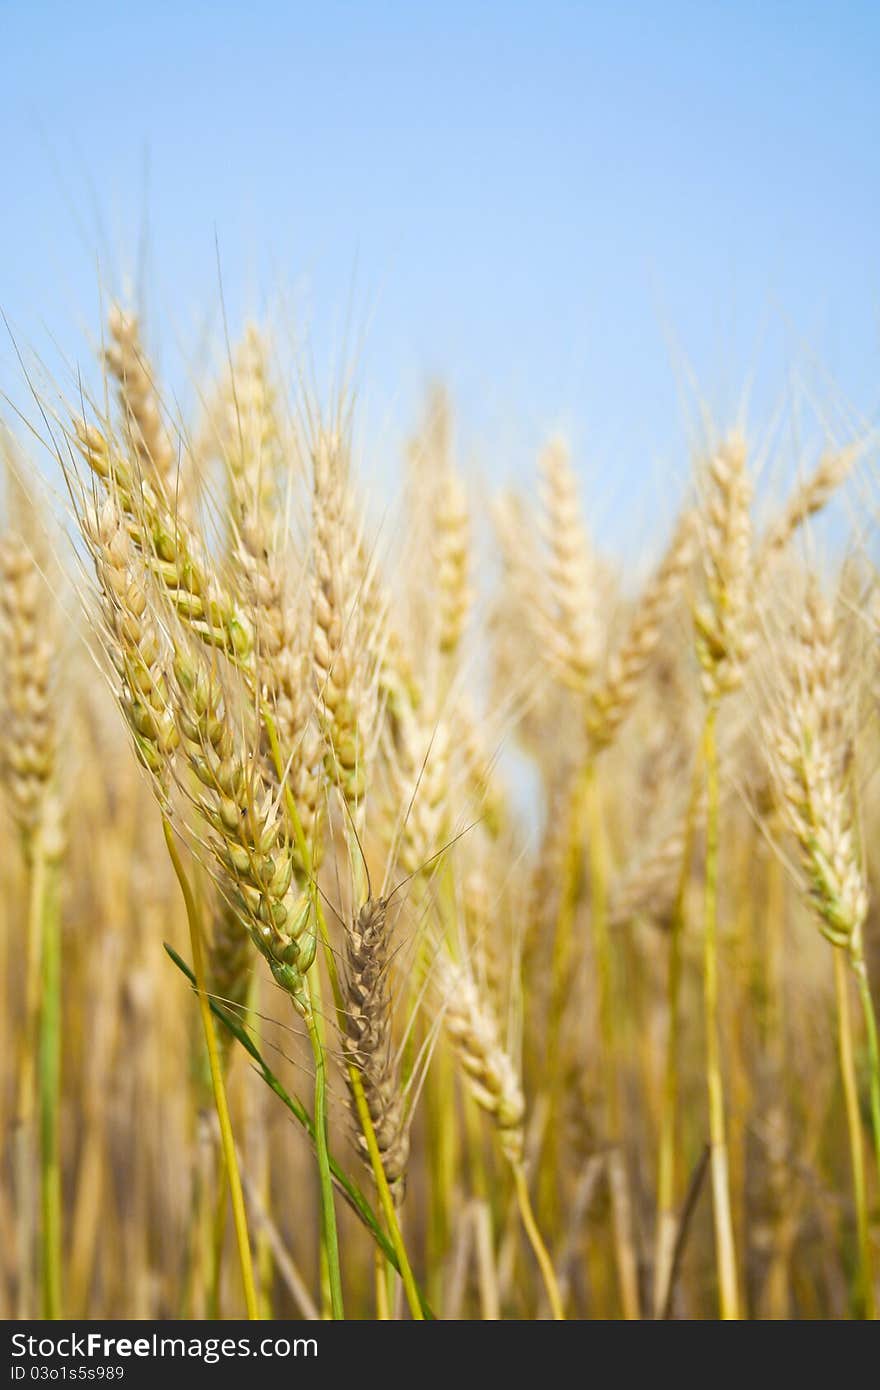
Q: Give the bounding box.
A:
[1,305,879,1321]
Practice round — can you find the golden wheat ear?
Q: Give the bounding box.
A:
[0,533,57,838]
[588,508,697,750]
[765,580,867,948]
[536,435,601,695]
[104,303,176,493]
[694,431,755,703]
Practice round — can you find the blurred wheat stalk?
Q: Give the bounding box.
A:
[0,308,878,1321]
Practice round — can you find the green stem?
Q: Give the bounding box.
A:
[585,761,640,1320]
[16,832,44,1317]
[162,819,260,1320]
[303,980,344,1320]
[534,763,590,1242]
[761,845,792,1319]
[264,711,423,1321]
[37,841,62,1319]
[834,949,875,1318]
[164,941,434,1316]
[349,1065,424,1319]
[852,953,880,1191]
[654,752,702,1316]
[304,959,333,1319]
[702,706,740,1320]
[248,973,275,1320]
[208,1150,229,1319]
[544,766,590,1176]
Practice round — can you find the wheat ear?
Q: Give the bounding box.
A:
[0,498,64,1319]
[537,437,600,693]
[342,897,410,1200]
[169,640,315,1014]
[766,584,867,948]
[435,950,564,1317]
[433,466,472,663]
[757,445,859,571]
[311,430,380,826]
[588,509,696,748]
[0,534,56,837]
[694,432,754,703]
[104,304,176,491]
[765,581,879,1301]
[75,421,252,661]
[82,496,179,785]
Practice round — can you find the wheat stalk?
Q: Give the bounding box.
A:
[691,431,754,1320]
[764,581,879,1312]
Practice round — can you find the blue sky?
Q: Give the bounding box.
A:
[1,1,878,540]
